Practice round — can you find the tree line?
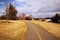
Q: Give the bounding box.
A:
[0,3,18,20]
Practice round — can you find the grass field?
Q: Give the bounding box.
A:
[0,20,27,40]
[31,20,60,38]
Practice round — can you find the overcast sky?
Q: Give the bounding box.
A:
[0,0,60,18]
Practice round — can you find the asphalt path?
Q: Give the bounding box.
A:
[24,21,59,40]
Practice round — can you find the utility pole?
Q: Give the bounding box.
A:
[6,0,9,23]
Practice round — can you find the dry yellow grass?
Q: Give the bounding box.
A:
[31,20,60,38]
[0,20,27,40]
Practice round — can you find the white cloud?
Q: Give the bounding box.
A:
[0,2,5,4]
[0,6,6,16]
[12,0,60,17]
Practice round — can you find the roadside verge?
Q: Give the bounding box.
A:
[30,20,60,39]
[0,20,27,40]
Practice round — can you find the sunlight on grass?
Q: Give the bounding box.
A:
[31,20,60,38]
[0,20,27,40]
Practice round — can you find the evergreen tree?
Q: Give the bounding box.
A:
[8,3,18,20]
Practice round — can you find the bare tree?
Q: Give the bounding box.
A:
[5,0,9,23]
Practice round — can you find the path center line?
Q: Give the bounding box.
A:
[32,24,42,40]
